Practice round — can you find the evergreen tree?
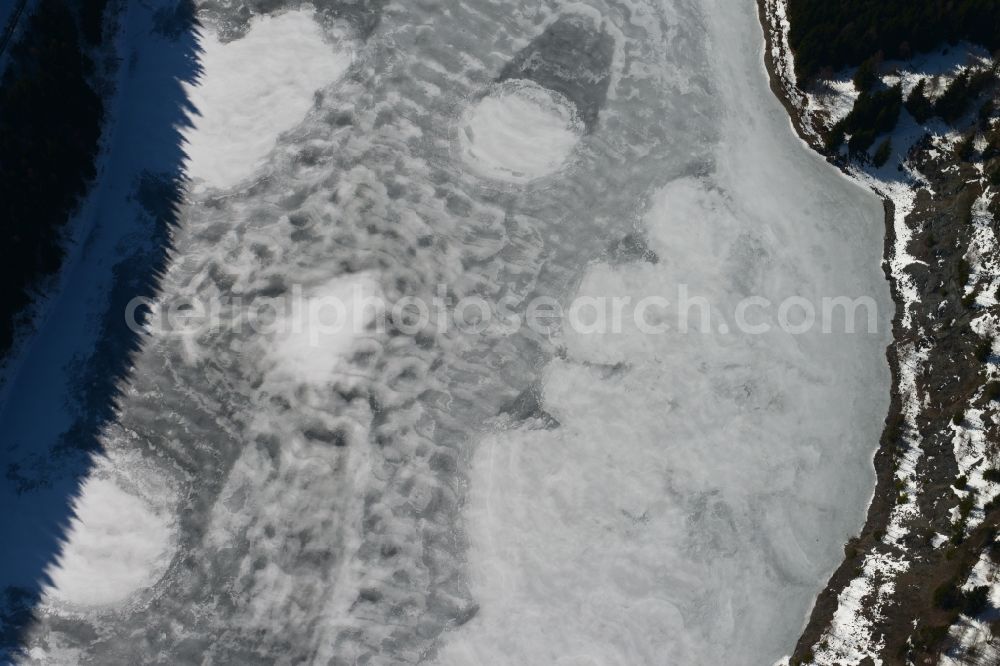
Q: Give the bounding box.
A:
[872,137,892,166]
[788,0,1000,83]
[853,58,878,92]
[905,79,933,123]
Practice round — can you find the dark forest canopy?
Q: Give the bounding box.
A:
[787,0,1000,82]
[827,84,903,155]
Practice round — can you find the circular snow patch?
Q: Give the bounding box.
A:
[45,475,175,607]
[458,80,582,183]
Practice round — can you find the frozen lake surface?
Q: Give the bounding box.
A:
[6,0,891,663]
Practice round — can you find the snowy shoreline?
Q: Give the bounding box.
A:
[757,1,914,662]
[759,0,1000,662]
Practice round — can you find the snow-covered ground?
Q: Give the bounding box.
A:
[6,0,893,663]
[940,545,1000,665]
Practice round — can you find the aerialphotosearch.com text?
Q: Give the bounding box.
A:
[126,283,881,344]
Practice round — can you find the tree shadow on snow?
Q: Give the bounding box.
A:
[0,0,202,655]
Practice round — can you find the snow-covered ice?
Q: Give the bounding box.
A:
[265,274,382,387]
[438,0,892,662]
[6,0,894,663]
[42,454,176,608]
[457,79,582,183]
[182,8,353,191]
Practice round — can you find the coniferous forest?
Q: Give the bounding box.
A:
[787,0,1000,82]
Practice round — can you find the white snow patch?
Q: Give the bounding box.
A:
[863,175,921,329]
[457,79,582,183]
[183,9,352,191]
[814,550,908,666]
[964,189,998,308]
[951,406,1000,534]
[265,274,382,388]
[931,532,950,548]
[882,45,991,98]
[804,78,858,127]
[41,454,177,608]
[762,0,817,139]
[939,544,1000,665]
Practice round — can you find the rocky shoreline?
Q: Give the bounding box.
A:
[757,0,1000,663]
